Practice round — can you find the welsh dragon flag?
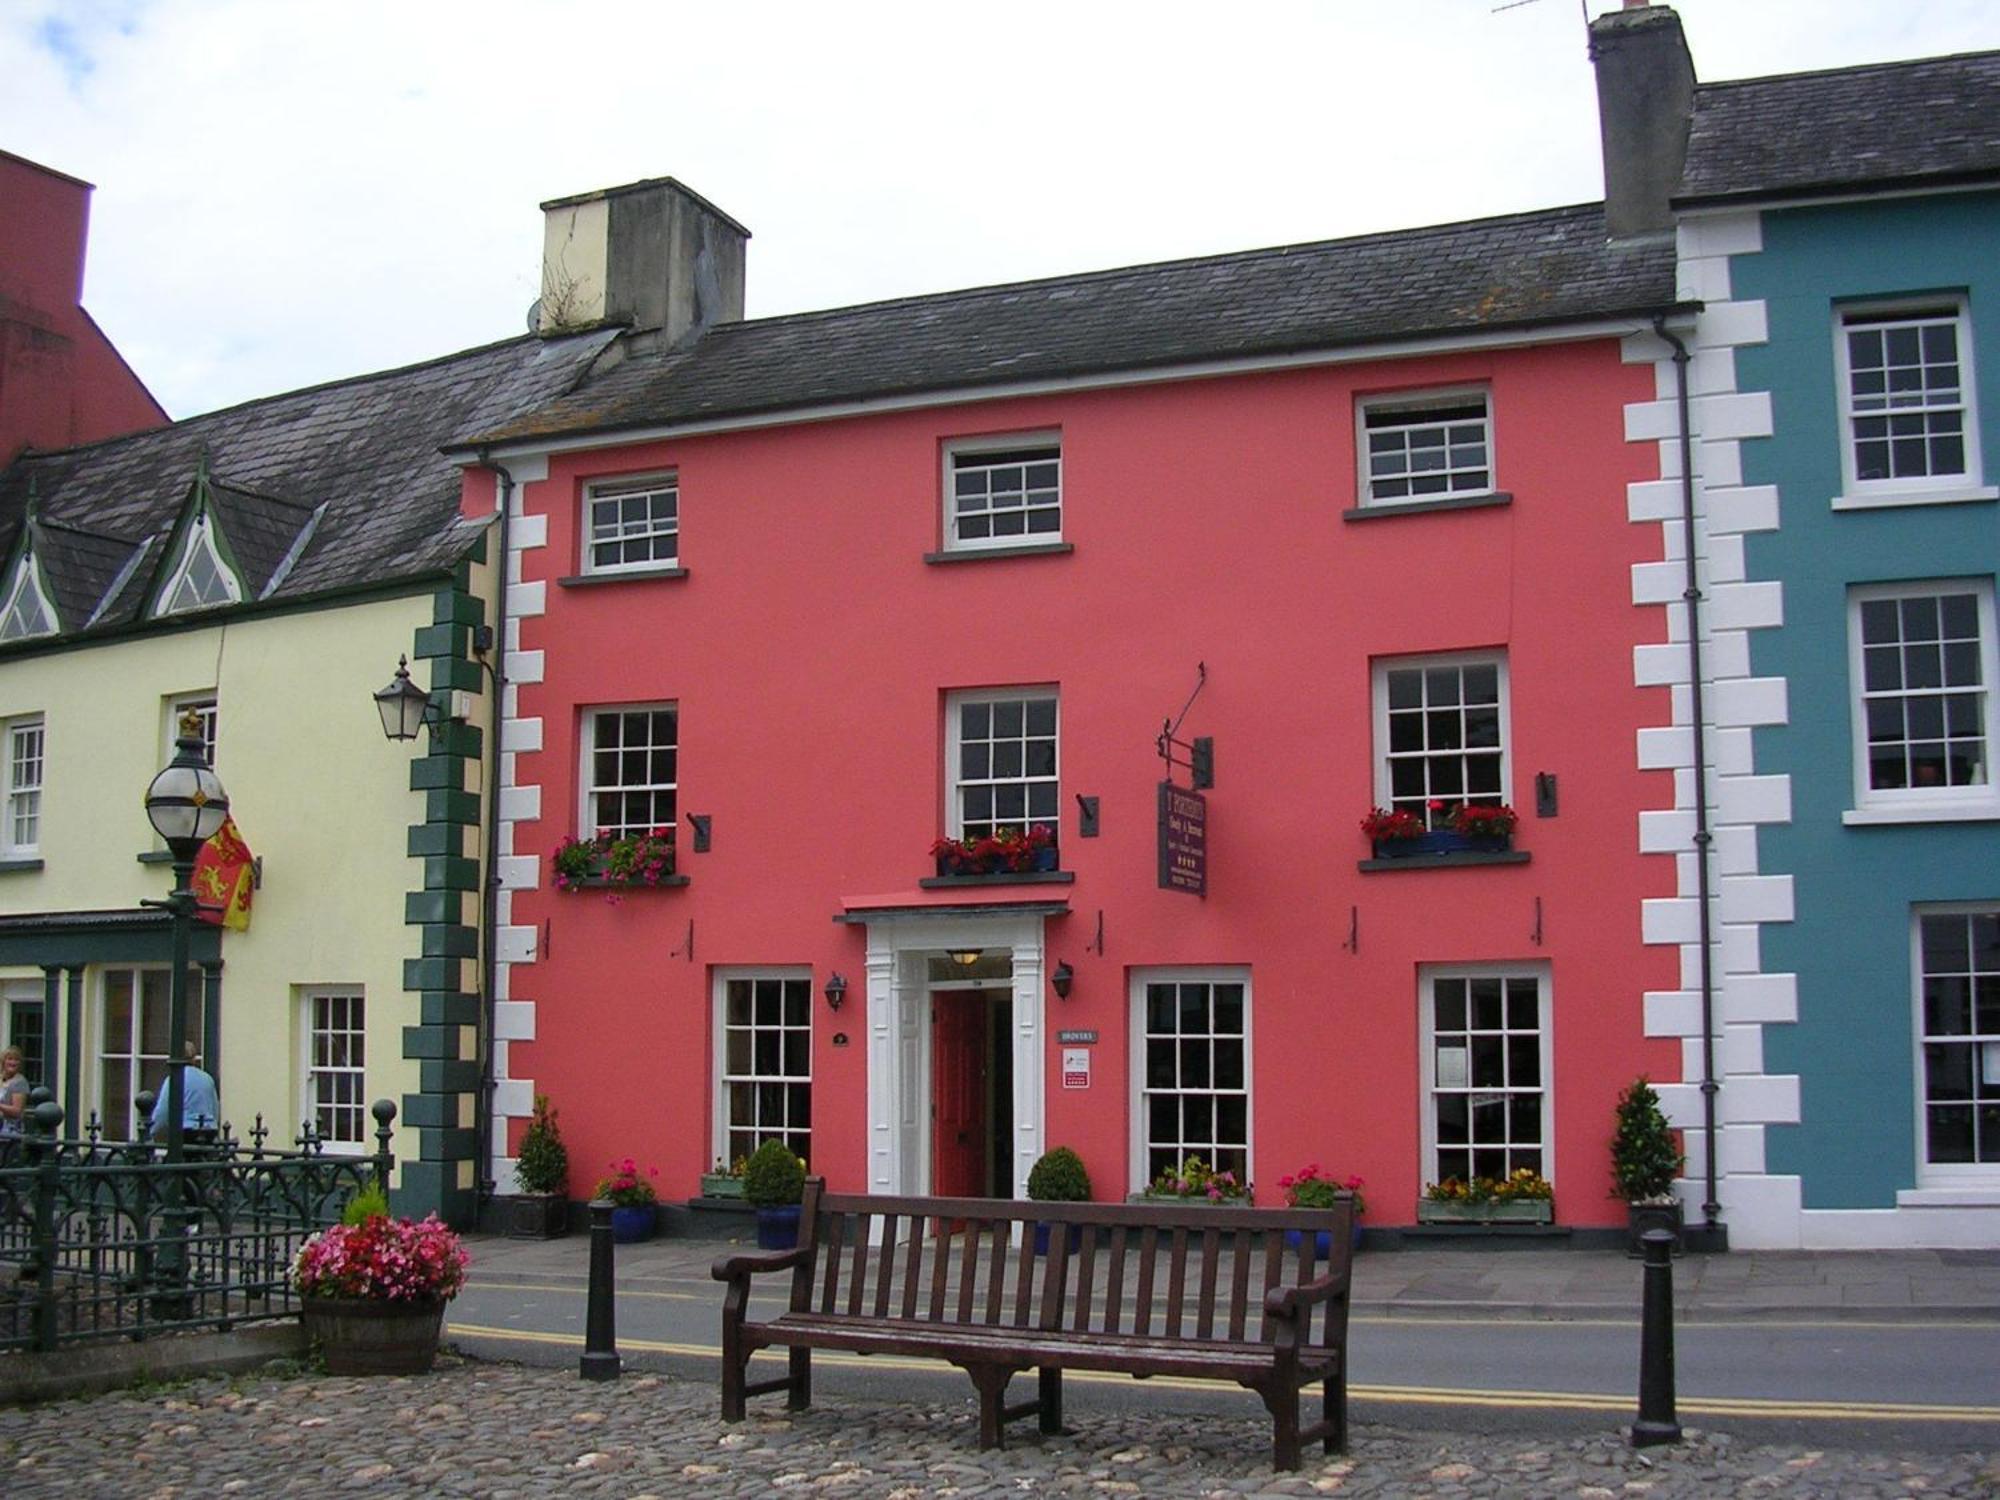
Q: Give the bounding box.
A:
[192,816,255,931]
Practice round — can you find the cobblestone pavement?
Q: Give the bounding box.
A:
[2,1355,1996,1498]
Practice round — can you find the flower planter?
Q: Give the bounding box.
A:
[755,1204,802,1249]
[699,1173,745,1200]
[301,1297,445,1376]
[1626,1198,1683,1257]
[1283,1223,1365,1257]
[1032,1221,1085,1255]
[610,1204,657,1243]
[1127,1193,1249,1209]
[505,1193,569,1240]
[1416,1198,1553,1226]
[1374,831,1511,859]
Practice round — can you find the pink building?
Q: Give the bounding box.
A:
[0,151,165,462]
[454,179,1686,1235]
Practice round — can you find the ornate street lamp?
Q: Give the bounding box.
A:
[142,711,228,1314]
[373,654,435,742]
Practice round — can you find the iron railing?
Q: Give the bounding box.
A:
[0,1090,396,1353]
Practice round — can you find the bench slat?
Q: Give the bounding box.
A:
[902,1215,924,1320]
[1103,1226,1128,1335]
[1196,1227,1220,1340]
[1133,1226,1156,1336]
[983,1219,1007,1326]
[1164,1226,1187,1340]
[1071,1224,1098,1334]
[873,1214,897,1319]
[1011,1225,1036,1327]
[1259,1230,1283,1341]
[929,1221,953,1323]
[1228,1229,1251,1342]
[819,1211,846,1315]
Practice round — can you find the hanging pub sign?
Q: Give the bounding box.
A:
[1157,781,1207,896]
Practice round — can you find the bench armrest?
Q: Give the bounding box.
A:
[712,1245,812,1283]
[1263,1266,1351,1321]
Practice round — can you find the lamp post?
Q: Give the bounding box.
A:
[142,711,229,1314]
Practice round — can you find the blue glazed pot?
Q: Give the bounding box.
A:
[1283,1224,1365,1256]
[1032,1221,1084,1255]
[755,1204,802,1249]
[610,1204,655,1243]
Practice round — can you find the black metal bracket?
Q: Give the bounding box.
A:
[668,919,694,962]
[1076,796,1099,838]
[1085,909,1105,955]
[1341,905,1358,954]
[1535,772,1558,818]
[1156,663,1213,789]
[688,814,711,853]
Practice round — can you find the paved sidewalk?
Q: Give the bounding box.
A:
[467,1227,2000,1323]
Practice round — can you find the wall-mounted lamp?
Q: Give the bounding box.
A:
[1051,961,1074,1000]
[947,949,982,968]
[373,654,436,742]
[824,973,848,1010]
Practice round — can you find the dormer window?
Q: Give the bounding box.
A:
[157,515,241,615]
[0,555,56,642]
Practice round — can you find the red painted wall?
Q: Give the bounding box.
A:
[494,335,1677,1228]
[1,151,166,461]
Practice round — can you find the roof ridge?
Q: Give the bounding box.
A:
[1697,45,2000,96]
[719,201,1612,337]
[8,328,611,463]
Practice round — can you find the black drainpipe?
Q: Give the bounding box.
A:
[1652,315,1722,1240]
[473,450,515,1217]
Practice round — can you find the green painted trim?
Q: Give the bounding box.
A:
[426,788,482,826]
[419,1060,481,1093]
[430,721,483,760]
[422,855,479,891]
[406,824,465,859]
[408,757,463,792]
[405,890,465,926]
[419,993,482,1026]
[417,1127,480,1161]
[433,592,485,626]
[398,1093,458,1129]
[431,657,483,694]
[0,912,223,967]
[402,1023,466,1060]
[420,923,479,960]
[403,956,468,991]
[411,622,468,660]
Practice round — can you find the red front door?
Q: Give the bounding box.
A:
[931,990,988,1198]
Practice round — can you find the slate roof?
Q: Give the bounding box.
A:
[1679,49,2000,206]
[0,329,617,644]
[464,202,1679,448]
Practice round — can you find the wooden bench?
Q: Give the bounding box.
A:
[712,1177,1354,1471]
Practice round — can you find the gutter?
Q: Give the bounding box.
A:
[472,452,515,1218]
[1652,314,1724,1247]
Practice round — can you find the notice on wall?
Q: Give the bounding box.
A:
[1062,1048,1091,1089]
[1157,782,1207,896]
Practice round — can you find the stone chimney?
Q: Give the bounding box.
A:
[1588,2,1696,242]
[536,177,749,344]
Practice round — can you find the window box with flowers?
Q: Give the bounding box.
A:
[925,824,1067,883]
[1130,1155,1249,1205]
[551,828,687,896]
[1360,802,1529,870]
[1416,1168,1554,1225]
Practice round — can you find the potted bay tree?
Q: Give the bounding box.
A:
[1611,1076,1684,1255]
[507,1093,570,1239]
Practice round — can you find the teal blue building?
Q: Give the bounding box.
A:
[1665,47,2000,1247]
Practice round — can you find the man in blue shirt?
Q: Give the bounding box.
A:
[151,1042,220,1146]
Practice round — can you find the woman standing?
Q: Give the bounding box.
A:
[0,1047,30,1159]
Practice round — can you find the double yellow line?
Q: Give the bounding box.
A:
[444,1320,2000,1425]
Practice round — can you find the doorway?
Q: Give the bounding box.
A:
[929,959,1015,1197]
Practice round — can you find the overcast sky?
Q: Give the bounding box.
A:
[7,0,1999,421]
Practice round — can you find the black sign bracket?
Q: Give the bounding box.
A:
[1157,662,1213,789]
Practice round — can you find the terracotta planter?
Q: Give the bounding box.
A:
[301,1297,445,1375]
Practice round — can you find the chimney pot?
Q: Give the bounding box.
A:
[1589,3,1696,241]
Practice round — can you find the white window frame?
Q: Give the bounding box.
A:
[1911,904,2000,1185]
[942,432,1063,552]
[582,472,680,575]
[1372,651,1511,827]
[166,693,219,768]
[711,969,813,1171]
[0,552,56,642]
[1356,387,1495,507]
[1128,968,1252,1194]
[1419,962,1553,1189]
[579,703,678,841]
[944,687,1060,842]
[1845,580,2000,824]
[300,987,366,1153]
[155,513,243,615]
[3,715,44,858]
[1833,298,1996,510]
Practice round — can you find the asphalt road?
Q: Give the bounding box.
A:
[447,1266,2000,1454]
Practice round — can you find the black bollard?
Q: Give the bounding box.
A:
[1631,1227,1682,1446]
[580,1198,621,1381]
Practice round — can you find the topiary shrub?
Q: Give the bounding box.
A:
[1026,1146,1091,1202]
[515,1093,569,1196]
[1611,1077,1683,1203]
[742,1139,807,1207]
